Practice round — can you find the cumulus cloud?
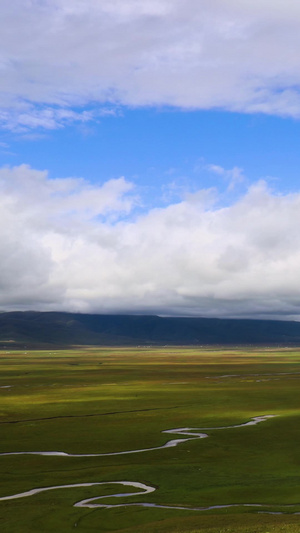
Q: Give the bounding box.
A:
[1,164,300,319]
[2,0,300,128]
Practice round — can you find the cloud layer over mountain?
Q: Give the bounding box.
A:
[2,0,300,129]
[1,164,300,319]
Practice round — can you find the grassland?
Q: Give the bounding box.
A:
[0,346,300,532]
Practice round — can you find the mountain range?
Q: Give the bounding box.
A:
[0,311,300,348]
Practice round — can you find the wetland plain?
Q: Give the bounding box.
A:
[1,347,300,533]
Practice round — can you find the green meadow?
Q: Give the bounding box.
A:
[1,347,300,532]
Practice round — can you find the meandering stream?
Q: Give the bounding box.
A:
[0,415,274,458]
[1,414,297,515]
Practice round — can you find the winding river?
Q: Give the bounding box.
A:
[0,415,274,458]
[1,414,297,514]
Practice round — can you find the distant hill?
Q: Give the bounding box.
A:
[0,311,300,347]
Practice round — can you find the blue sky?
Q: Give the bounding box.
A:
[2,109,300,198]
[1,0,300,319]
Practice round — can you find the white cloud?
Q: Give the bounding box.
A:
[1,164,300,319]
[2,1,300,128]
[206,164,245,190]
[0,105,95,132]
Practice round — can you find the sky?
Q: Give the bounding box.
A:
[1,0,300,319]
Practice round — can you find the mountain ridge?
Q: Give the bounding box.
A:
[0,311,300,348]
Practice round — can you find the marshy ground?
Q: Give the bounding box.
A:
[1,346,300,532]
